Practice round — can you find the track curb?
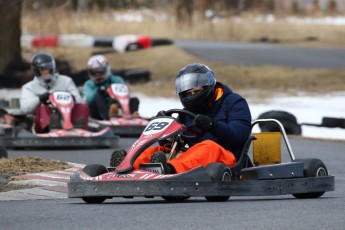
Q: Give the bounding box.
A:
[0,162,84,201]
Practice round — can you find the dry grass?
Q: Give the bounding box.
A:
[22,9,345,47]
[0,156,71,175]
[0,156,71,192]
[20,9,345,100]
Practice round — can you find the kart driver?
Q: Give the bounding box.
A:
[83,55,140,120]
[20,52,89,133]
[114,63,252,174]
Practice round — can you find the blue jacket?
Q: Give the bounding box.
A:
[182,82,252,158]
[83,74,125,105]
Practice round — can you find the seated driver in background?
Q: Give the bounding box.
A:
[83,55,140,120]
[20,52,89,133]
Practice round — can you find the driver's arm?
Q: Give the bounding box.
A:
[211,97,252,147]
[83,81,98,105]
[20,84,41,114]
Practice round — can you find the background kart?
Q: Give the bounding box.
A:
[68,109,334,203]
[88,83,150,137]
[0,91,118,149]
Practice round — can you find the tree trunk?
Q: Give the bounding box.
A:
[175,0,194,27]
[0,0,22,70]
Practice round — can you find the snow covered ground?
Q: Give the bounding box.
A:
[1,88,344,141]
[135,92,345,142]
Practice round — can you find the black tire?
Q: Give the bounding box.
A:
[292,158,328,199]
[321,117,345,128]
[81,164,108,204]
[151,39,173,46]
[82,197,107,204]
[118,68,151,84]
[257,110,302,135]
[205,163,232,202]
[161,196,190,202]
[110,149,127,167]
[258,110,298,123]
[0,146,8,158]
[83,164,108,177]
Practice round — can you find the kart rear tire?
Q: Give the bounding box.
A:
[82,197,107,204]
[205,163,231,202]
[0,146,8,158]
[258,110,302,135]
[292,158,328,199]
[161,196,190,202]
[83,164,108,177]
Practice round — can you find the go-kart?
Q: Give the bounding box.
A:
[88,83,150,137]
[68,109,335,203]
[0,91,118,149]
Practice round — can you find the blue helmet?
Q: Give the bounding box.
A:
[31,52,56,76]
[31,52,56,84]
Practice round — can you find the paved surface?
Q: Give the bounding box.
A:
[175,39,345,69]
[0,162,84,201]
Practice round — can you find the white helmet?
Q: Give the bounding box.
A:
[87,55,110,84]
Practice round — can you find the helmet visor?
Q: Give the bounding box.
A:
[89,68,107,77]
[175,72,215,94]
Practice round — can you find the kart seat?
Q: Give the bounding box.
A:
[252,132,282,166]
[230,135,256,180]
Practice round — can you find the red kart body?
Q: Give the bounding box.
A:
[68,110,335,203]
[89,83,150,137]
[79,116,184,182]
[1,91,118,149]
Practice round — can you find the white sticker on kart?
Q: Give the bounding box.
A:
[143,118,174,135]
[52,92,73,104]
[111,83,129,96]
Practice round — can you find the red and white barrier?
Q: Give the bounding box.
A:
[21,34,154,53]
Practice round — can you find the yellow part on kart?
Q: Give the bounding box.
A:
[253,132,281,165]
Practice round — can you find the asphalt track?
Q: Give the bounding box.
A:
[2,137,345,230]
[175,39,345,69]
[2,41,345,229]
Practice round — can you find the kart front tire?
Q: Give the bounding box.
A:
[82,197,107,204]
[205,163,231,202]
[83,164,108,177]
[110,149,127,168]
[81,164,108,204]
[292,158,328,199]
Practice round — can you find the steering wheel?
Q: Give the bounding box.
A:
[164,109,203,140]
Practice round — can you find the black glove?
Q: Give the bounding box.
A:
[98,86,107,96]
[156,110,166,117]
[38,92,50,104]
[193,114,215,131]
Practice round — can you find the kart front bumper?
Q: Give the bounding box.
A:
[68,175,335,198]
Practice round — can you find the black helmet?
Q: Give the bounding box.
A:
[31,52,56,77]
[175,63,216,113]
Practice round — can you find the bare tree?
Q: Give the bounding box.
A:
[175,0,194,27]
[0,0,22,70]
